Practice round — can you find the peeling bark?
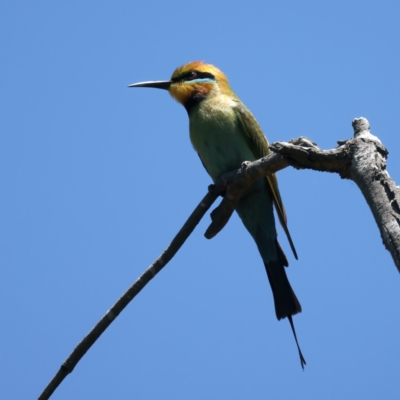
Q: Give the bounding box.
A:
[348,119,400,271]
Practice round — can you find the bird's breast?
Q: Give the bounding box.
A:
[189,96,255,181]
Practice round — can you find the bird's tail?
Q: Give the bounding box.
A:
[264,239,306,369]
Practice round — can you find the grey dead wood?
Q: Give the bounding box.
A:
[206,118,400,271]
[38,117,400,399]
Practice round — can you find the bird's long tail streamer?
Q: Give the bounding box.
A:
[288,315,306,370]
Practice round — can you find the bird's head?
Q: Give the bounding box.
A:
[129,61,234,111]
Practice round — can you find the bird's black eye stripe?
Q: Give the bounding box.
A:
[172,71,215,83]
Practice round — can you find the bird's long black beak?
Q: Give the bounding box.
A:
[128,80,172,90]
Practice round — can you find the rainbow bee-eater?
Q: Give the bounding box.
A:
[129,61,305,368]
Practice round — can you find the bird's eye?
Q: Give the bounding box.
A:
[186,71,197,80]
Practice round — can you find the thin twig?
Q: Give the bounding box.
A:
[38,190,219,400]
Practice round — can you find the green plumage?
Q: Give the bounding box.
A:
[129,61,306,368]
[189,90,305,368]
[189,92,299,317]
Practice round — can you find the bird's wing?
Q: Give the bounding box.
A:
[234,101,298,260]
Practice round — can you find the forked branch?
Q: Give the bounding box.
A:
[206,118,400,270]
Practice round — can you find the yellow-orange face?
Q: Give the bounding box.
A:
[168,61,231,107]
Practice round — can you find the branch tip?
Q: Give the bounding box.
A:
[352,117,370,135]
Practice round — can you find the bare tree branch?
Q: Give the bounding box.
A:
[206,117,400,270]
[347,119,400,271]
[38,117,400,399]
[38,191,219,400]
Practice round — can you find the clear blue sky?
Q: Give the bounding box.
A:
[1,1,400,399]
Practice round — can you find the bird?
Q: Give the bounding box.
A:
[129,61,306,369]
